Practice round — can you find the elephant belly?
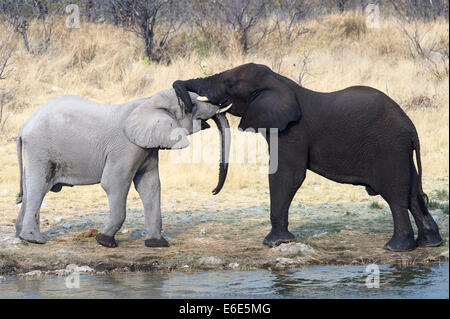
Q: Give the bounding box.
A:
[307,148,370,186]
[47,157,104,187]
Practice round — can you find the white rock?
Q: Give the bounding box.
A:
[51,86,63,92]
[199,228,206,235]
[1,189,10,195]
[199,256,223,265]
[65,264,94,273]
[74,265,95,273]
[276,257,296,265]
[183,265,189,268]
[0,236,21,244]
[55,217,64,223]
[65,264,78,271]
[121,229,129,234]
[24,270,42,276]
[273,242,315,255]
[439,250,449,258]
[228,262,239,269]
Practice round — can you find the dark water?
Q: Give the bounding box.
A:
[0,263,448,299]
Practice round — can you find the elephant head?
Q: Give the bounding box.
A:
[172,63,302,132]
[124,89,230,195]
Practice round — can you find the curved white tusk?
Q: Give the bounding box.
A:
[216,103,232,114]
[197,96,210,102]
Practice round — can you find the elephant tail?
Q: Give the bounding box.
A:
[413,134,428,205]
[16,135,23,204]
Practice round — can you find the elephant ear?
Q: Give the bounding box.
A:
[238,88,301,132]
[124,101,189,149]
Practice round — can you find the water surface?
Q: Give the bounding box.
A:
[1,263,448,299]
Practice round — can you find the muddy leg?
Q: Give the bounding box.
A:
[409,170,443,247]
[410,197,443,247]
[383,201,416,251]
[263,164,306,247]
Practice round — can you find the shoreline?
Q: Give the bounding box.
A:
[1,201,448,277]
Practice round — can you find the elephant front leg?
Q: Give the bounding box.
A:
[134,166,169,248]
[263,165,306,247]
[96,189,129,248]
[96,162,134,248]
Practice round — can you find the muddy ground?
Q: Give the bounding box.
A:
[0,199,448,276]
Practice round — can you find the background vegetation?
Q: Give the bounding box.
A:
[0,0,448,214]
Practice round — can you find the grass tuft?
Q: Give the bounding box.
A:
[369,202,382,210]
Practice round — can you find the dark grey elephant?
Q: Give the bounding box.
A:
[172,63,444,252]
[15,89,230,248]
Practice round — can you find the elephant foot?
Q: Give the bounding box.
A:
[263,229,295,247]
[19,230,46,244]
[145,237,169,248]
[383,235,417,252]
[95,233,118,248]
[416,232,444,248]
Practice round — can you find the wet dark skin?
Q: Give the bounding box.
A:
[173,63,444,252]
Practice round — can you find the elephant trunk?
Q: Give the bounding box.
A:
[211,113,230,195]
[173,75,222,105]
[173,80,194,113]
[172,78,230,194]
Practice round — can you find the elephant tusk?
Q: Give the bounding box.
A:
[197,96,210,102]
[216,103,232,114]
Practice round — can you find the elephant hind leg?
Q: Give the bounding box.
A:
[382,202,416,251]
[15,170,27,237]
[18,172,50,244]
[375,156,416,251]
[408,165,443,247]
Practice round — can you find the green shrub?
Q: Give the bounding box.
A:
[427,200,441,209]
[435,189,449,201]
[369,201,382,209]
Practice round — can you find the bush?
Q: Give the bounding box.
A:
[369,201,382,209]
[327,13,367,39]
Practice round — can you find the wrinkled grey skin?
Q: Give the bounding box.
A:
[15,89,223,248]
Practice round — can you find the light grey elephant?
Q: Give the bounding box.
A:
[15,89,231,248]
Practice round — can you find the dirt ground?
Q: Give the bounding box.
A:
[0,185,448,276]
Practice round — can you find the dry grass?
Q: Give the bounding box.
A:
[0,13,448,219]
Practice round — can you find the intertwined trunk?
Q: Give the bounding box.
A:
[173,78,231,194]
